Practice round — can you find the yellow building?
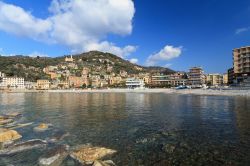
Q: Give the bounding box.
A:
[36,80,50,90]
[223,74,228,85]
[206,74,223,86]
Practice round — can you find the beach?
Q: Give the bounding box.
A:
[2,88,250,97]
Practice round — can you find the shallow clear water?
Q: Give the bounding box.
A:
[0,92,250,165]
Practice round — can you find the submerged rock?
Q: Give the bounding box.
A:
[34,123,51,132]
[93,160,116,166]
[10,122,33,130]
[39,144,69,166]
[5,112,22,118]
[0,128,22,143]
[48,131,69,143]
[0,118,14,125]
[0,139,47,155]
[70,145,117,165]
[162,144,176,154]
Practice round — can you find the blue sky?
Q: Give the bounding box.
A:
[0,0,250,73]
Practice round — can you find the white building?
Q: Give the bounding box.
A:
[0,72,5,78]
[0,77,25,89]
[126,78,145,89]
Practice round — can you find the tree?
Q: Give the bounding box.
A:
[82,83,86,89]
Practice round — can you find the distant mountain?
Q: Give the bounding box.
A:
[0,51,175,82]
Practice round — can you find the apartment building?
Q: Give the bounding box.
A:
[150,75,187,87]
[223,74,228,85]
[0,77,25,89]
[206,74,223,86]
[188,67,205,86]
[233,46,250,74]
[36,80,50,90]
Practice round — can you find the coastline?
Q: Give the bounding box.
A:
[1,88,250,97]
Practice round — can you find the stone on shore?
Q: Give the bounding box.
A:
[0,139,47,155]
[34,123,51,132]
[39,144,69,166]
[70,145,117,165]
[0,128,22,143]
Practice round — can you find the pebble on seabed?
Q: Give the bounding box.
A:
[33,123,51,132]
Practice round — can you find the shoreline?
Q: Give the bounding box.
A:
[1,88,250,97]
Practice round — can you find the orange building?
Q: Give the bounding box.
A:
[68,76,84,88]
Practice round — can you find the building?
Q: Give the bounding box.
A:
[0,72,5,78]
[0,77,25,89]
[65,55,74,62]
[206,74,223,86]
[150,75,187,87]
[223,73,228,85]
[36,80,50,90]
[233,46,250,83]
[126,78,145,89]
[68,76,84,88]
[188,67,205,87]
[24,81,36,89]
[228,68,235,85]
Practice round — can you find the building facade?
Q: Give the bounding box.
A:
[233,46,250,83]
[0,77,25,89]
[126,78,145,89]
[150,75,187,87]
[223,73,228,85]
[36,80,50,90]
[206,74,223,86]
[188,67,205,86]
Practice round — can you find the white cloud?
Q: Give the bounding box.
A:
[130,58,138,64]
[146,45,182,66]
[235,27,250,34]
[164,63,172,68]
[0,2,52,42]
[0,0,136,57]
[28,51,49,57]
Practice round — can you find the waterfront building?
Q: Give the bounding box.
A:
[57,81,70,89]
[126,78,145,89]
[228,68,235,85]
[150,75,187,87]
[109,76,123,85]
[169,72,186,80]
[24,81,36,89]
[68,76,84,88]
[233,46,250,83]
[206,74,223,86]
[143,76,150,84]
[188,67,205,87]
[36,80,50,90]
[0,77,25,89]
[223,73,228,85]
[0,71,6,78]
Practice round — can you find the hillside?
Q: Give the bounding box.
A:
[0,51,174,82]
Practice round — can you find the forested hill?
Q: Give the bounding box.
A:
[0,51,175,81]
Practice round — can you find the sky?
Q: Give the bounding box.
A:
[0,0,250,74]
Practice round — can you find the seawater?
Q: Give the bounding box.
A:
[0,93,250,165]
